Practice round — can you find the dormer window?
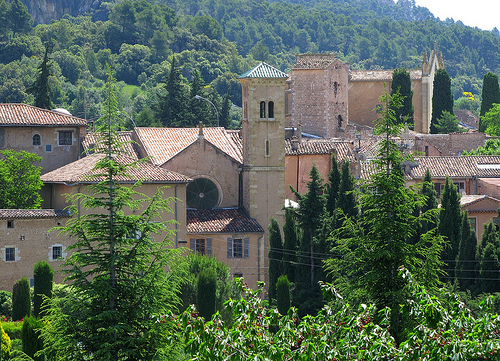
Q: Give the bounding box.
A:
[32,134,41,146]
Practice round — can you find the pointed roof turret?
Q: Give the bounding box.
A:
[238,62,288,79]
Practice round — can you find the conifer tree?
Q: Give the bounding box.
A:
[420,169,438,235]
[196,268,217,321]
[430,69,454,134]
[480,72,500,132]
[282,207,297,283]
[27,44,54,110]
[438,177,462,281]
[391,68,414,126]
[327,90,443,342]
[12,277,30,321]
[457,211,477,291]
[0,322,12,360]
[33,260,54,318]
[338,161,357,224]
[22,317,44,361]
[188,69,209,127]
[324,154,340,218]
[276,275,291,315]
[219,91,231,129]
[479,242,500,294]
[8,0,31,37]
[41,70,186,360]
[268,217,283,301]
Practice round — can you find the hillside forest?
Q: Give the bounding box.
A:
[0,0,499,128]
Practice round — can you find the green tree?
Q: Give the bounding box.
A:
[188,69,209,127]
[196,268,217,321]
[431,69,454,134]
[268,217,283,301]
[8,0,32,37]
[479,72,500,132]
[40,71,186,360]
[457,211,477,291]
[324,154,340,219]
[479,242,500,294]
[282,207,297,284]
[12,277,31,321]
[0,323,12,360]
[391,68,414,126]
[338,160,357,223]
[33,261,54,318]
[22,317,44,361]
[435,110,462,134]
[0,0,10,41]
[462,138,500,155]
[219,91,231,129]
[438,177,462,281]
[327,90,443,342]
[480,103,500,136]
[27,44,54,110]
[276,275,291,315]
[0,150,43,209]
[420,169,438,236]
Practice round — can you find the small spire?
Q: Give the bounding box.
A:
[198,121,204,138]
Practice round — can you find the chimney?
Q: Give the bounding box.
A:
[291,136,299,151]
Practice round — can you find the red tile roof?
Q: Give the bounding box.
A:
[349,69,422,82]
[82,131,139,160]
[460,195,500,208]
[134,127,243,166]
[41,153,191,184]
[187,208,264,234]
[0,103,87,126]
[0,209,71,219]
[285,139,355,161]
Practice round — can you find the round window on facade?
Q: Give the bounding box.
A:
[186,178,219,209]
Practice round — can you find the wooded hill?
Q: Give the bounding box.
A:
[1,0,499,125]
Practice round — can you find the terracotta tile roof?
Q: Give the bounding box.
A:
[0,103,87,126]
[134,127,243,166]
[187,208,264,234]
[41,153,191,184]
[410,156,500,179]
[239,62,288,79]
[0,209,71,219]
[460,194,500,208]
[349,69,422,82]
[82,131,139,160]
[285,139,355,161]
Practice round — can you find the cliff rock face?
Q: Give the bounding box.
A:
[21,0,104,24]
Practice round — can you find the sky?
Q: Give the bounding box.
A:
[413,0,499,31]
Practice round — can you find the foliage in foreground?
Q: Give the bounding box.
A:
[178,273,500,360]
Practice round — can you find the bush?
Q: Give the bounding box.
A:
[22,317,43,361]
[33,261,54,317]
[12,278,31,321]
[1,322,12,360]
[0,291,12,320]
[1,321,23,340]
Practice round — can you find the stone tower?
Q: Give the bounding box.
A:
[239,62,288,283]
[290,54,349,138]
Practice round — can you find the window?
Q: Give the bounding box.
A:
[5,247,15,262]
[58,131,72,145]
[46,144,52,152]
[32,134,41,146]
[52,246,62,260]
[227,238,249,259]
[7,220,13,229]
[454,182,465,193]
[268,101,274,118]
[186,178,220,209]
[260,101,266,118]
[190,238,212,256]
[264,139,270,157]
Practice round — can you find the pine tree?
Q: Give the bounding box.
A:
[8,0,31,37]
[12,277,30,321]
[480,72,500,132]
[268,217,283,301]
[276,275,291,315]
[40,70,186,360]
[438,177,462,281]
[27,44,54,110]
[457,211,477,291]
[282,207,297,283]
[196,268,217,321]
[33,260,54,318]
[430,69,453,134]
[391,68,414,126]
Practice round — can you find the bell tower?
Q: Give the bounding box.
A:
[239,62,288,282]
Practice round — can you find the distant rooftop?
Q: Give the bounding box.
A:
[187,208,264,234]
[0,103,87,127]
[239,62,288,79]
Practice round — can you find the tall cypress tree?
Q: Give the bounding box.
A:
[282,207,297,283]
[196,268,217,321]
[430,69,454,134]
[420,169,438,235]
[324,154,340,218]
[27,44,54,110]
[219,91,231,129]
[480,72,500,132]
[391,68,414,126]
[338,161,357,224]
[12,277,30,321]
[268,217,283,301]
[33,260,54,318]
[438,177,462,281]
[457,211,477,291]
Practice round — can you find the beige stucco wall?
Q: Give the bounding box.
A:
[185,233,263,290]
[285,153,332,200]
[0,126,85,174]
[162,139,240,208]
[0,216,73,291]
